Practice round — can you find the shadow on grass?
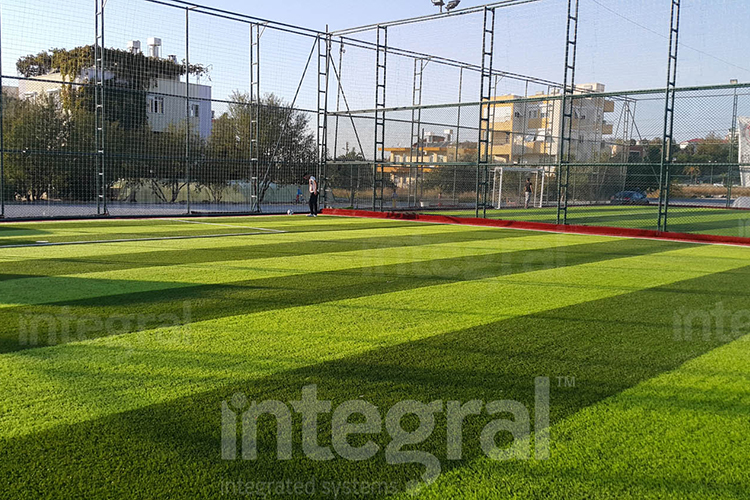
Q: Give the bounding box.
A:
[0,226,52,246]
[0,227,529,278]
[2,264,748,499]
[0,238,687,354]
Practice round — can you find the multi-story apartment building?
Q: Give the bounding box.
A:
[488,82,615,165]
[17,38,212,138]
[384,83,615,182]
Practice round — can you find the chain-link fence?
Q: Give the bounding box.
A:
[1,0,324,218]
[2,0,750,239]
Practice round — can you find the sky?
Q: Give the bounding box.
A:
[2,0,750,145]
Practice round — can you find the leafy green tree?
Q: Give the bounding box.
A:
[4,95,70,202]
[422,150,477,194]
[209,92,317,205]
[17,47,207,130]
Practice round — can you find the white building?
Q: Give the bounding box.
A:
[18,38,212,138]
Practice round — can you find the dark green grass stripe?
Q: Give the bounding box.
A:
[0,228,529,279]
[0,231,279,249]
[2,265,747,499]
[0,219,424,246]
[0,274,37,282]
[1,238,689,354]
[0,227,259,247]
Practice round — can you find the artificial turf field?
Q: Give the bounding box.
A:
[431,204,750,237]
[0,215,749,499]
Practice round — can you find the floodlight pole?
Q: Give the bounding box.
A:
[657,0,681,233]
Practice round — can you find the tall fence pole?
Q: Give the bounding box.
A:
[476,7,495,219]
[0,6,4,218]
[317,29,331,209]
[728,81,739,208]
[185,7,191,215]
[556,0,579,225]
[373,25,387,211]
[657,0,681,233]
[94,0,107,216]
[249,23,261,213]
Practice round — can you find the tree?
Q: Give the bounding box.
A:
[422,150,477,195]
[211,92,317,206]
[4,95,70,202]
[683,165,701,184]
[17,46,207,130]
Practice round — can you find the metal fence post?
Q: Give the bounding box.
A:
[94,0,107,216]
[728,81,739,208]
[658,0,681,233]
[185,7,191,215]
[0,6,4,218]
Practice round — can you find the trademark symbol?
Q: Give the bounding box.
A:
[557,376,575,388]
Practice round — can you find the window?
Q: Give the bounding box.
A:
[529,110,538,119]
[147,96,164,114]
[495,107,512,122]
[190,103,200,118]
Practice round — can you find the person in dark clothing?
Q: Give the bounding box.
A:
[524,177,533,209]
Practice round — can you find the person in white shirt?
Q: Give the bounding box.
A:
[305,174,319,217]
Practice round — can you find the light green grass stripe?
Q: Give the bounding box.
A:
[414,334,750,500]
[0,218,472,261]
[0,232,593,308]
[1,244,747,438]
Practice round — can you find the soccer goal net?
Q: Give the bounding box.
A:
[492,166,548,209]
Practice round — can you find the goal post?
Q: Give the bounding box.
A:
[492,166,546,209]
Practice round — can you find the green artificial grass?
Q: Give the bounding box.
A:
[432,205,750,237]
[0,215,749,499]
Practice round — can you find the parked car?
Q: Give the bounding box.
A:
[610,191,650,205]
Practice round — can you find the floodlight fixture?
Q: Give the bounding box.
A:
[431,0,446,13]
[446,0,461,11]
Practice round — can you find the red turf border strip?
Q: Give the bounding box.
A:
[321,208,750,247]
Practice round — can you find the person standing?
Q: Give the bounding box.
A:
[306,174,319,217]
[524,177,533,209]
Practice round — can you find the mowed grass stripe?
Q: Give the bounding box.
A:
[0,226,532,280]
[1,263,749,499]
[0,231,599,307]
[1,241,747,438]
[0,237,680,353]
[414,337,750,499]
[0,216,481,263]
[0,216,420,246]
[475,205,750,236]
